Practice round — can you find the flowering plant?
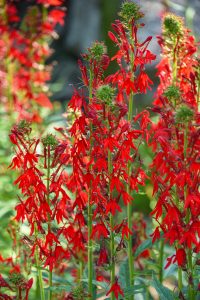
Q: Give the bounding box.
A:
[1,1,200,300]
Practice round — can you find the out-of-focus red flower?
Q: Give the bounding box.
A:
[106,279,124,299]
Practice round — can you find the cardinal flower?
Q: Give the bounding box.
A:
[106,279,124,299]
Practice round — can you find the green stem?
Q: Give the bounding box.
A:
[172,37,178,86]
[79,260,83,283]
[46,146,52,300]
[145,286,150,300]
[188,249,195,300]
[178,267,183,291]
[184,124,195,299]
[88,68,93,299]
[108,148,115,300]
[172,39,184,292]
[35,226,45,300]
[126,26,135,298]
[35,248,45,300]
[186,209,194,299]
[110,215,115,300]
[88,193,93,298]
[159,239,164,283]
[127,93,134,297]
[16,288,20,300]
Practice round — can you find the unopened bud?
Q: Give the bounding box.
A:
[96,85,115,106]
[164,85,180,102]
[175,105,194,124]
[163,13,183,36]
[119,1,144,24]
[42,134,58,148]
[88,41,106,62]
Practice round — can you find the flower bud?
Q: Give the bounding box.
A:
[9,272,26,289]
[96,84,115,106]
[175,105,194,124]
[88,41,107,62]
[17,120,32,135]
[42,134,58,149]
[164,85,180,102]
[163,13,183,36]
[119,1,144,24]
[72,284,85,299]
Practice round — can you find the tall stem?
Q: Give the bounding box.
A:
[88,189,93,298]
[110,214,115,300]
[172,36,178,86]
[127,92,134,296]
[187,248,195,300]
[184,124,195,300]
[46,146,52,300]
[159,239,164,283]
[108,144,115,300]
[88,68,93,299]
[105,101,115,298]
[178,267,183,291]
[127,26,135,299]
[172,42,184,291]
[35,226,45,300]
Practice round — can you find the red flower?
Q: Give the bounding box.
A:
[135,71,153,94]
[105,200,122,216]
[49,9,65,26]
[37,0,63,5]
[176,248,186,267]
[106,280,124,299]
[97,247,109,265]
[91,223,109,239]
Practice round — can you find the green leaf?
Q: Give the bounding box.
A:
[124,284,144,296]
[118,258,130,289]
[134,238,152,258]
[81,279,108,290]
[151,274,175,300]
[33,271,73,285]
[45,285,72,292]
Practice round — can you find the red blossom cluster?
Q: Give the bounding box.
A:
[9,121,72,272]
[67,41,150,297]
[0,0,65,122]
[4,2,200,300]
[150,13,200,295]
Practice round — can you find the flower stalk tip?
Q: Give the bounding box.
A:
[163,13,183,36]
[119,1,144,25]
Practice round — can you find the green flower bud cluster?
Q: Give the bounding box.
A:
[175,105,194,124]
[119,1,143,25]
[9,272,26,288]
[164,85,180,102]
[96,85,115,106]
[17,120,31,135]
[163,13,183,36]
[88,41,106,62]
[42,133,58,148]
[72,284,85,300]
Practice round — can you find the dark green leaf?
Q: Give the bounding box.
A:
[151,274,175,300]
[124,284,145,296]
[45,285,72,292]
[118,258,130,289]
